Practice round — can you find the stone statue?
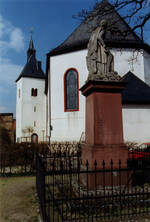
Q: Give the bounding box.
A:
[86,19,121,81]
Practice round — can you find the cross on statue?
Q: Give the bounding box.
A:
[128,55,137,72]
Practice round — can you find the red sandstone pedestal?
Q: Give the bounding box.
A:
[80,80,129,188]
[80,80,128,169]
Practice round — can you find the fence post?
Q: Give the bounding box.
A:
[36,153,48,222]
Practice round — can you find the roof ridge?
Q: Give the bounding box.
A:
[123,71,150,87]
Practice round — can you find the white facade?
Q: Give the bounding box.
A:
[50,50,87,142]
[16,77,47,143]
[122,105,150,144]
[49,48,150,143]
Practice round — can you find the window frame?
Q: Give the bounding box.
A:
[64,68,79,112]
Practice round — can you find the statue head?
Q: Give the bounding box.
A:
[100,19,108,28]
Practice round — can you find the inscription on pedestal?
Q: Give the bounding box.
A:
[97,119,103,137]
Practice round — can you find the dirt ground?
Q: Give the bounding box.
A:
[0,176,150,222]
[0,176,39,222]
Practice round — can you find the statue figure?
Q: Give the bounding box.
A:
[86,19,121,81]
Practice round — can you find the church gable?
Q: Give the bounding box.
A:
[48,0,148,57]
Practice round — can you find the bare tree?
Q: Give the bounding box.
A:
[22,126,34,137]
[73,0,150,42]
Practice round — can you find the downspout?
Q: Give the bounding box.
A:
[45,53,51,145]
[49,57,51,144]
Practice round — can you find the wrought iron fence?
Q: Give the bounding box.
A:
[36,153,48,221]
[36,152,150,222]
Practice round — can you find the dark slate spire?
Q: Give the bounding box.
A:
[16,34,45,82]
[29,33,34,49]
[27,33,36,62]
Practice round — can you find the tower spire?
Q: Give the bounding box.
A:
[29,28,34,50]
[27,29,36,62]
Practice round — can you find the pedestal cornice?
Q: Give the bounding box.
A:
[80,80,127,97]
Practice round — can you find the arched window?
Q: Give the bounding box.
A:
[64,68,79,112]
[31,88,38,97]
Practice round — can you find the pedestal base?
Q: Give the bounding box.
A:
[81,143,128,169]
[81,143,129,189]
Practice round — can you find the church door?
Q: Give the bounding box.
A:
[31,133,38,143]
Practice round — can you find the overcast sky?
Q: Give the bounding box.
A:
[0,0,150,117]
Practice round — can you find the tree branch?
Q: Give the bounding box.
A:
[73,0,150,42]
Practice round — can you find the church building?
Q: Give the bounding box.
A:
[16,0,150,144]
[46,0,150,144]
[16,34,48,143]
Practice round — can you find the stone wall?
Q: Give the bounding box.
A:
[0,113,16,144]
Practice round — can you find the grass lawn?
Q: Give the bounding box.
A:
[0,176,39,222]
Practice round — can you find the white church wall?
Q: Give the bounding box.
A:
[50,50,87,141]
[47,69,52,140]
[112,48,144,80]
[16,77,47,142]
[16,79,23,142]
[46,89,50,141]
[49,48,149,142]
[122,105,150,144]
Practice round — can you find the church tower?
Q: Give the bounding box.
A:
[16,34,47,143]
